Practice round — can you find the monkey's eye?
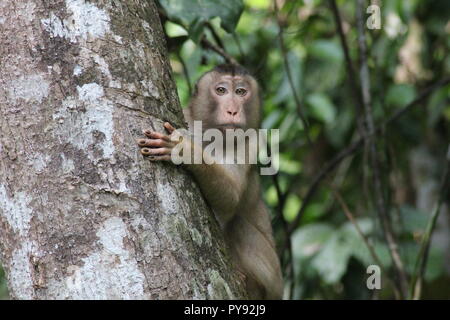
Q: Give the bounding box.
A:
[235,88,247,96]
[216,87,227,95]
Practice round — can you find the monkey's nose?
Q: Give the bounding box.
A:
[227,111,238,116]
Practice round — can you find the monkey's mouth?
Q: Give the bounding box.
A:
[217,124,244,130]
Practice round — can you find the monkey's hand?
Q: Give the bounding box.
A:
[137,122,185,162]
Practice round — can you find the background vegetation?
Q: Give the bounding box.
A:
[1,0,448,299]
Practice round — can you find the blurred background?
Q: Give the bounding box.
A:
[1,0,448,299]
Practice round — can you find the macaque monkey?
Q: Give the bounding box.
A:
[137,64,283,299]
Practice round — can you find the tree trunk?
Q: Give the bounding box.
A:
[0,0,246,300]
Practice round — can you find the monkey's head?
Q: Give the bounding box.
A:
[190,64,261,131]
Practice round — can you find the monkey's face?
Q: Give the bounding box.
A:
[193,72,260,131]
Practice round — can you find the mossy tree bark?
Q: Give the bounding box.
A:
[0,0,246,299]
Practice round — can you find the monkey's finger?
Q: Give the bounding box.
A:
[146,147,172,155]
[143,130,171,142]
[141,147,172,156]
[147,155,172,161]
[137,138,172,148]
[163,122,176,134]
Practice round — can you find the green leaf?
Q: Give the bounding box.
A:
[291,223,334,260]
[264,186,278,206]
[352,242,393,269]
[386,84,416,108]
[164,21,188,37]
[244,0,270,9]
[304,58,343,92]
[424,247,445,281]
[262,109,282,129]
[339,219,378,266]
[311,234,352,284]
[302,202,327,223]
[188,18,206,43]
[158,0,244,38]
[306,93,337,123]
[304,41,344,92]
[283,195,301,222]
[325,106,353,147]
[308,40,343,63]
[427,86,450,126]
[398,205,428,234]
[279,113,301,141]
[279,154,302,175]
[273,51,303,105]
[340,218,374,237]
[400,242,444,281]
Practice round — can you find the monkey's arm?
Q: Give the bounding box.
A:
[138,122,248,224]
[185,162,248,224]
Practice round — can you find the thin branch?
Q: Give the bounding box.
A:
[232,32,245,61]
[383,78,450,126]
[205,22,226,50]
[330,184,401,299]
[356,0,408,298]
[272,174,294,300]
[331,185,384,267]
[287,137,363,235]
[200,37,240,66]
[176,52,192,96]
[329,0,365,135]
[273,174,287,241]
[273,0,312,146]
[410,144,450,299]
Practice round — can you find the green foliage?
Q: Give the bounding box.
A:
[158,0,244,41]
[311,233,353,284]
[292,218,394,287]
